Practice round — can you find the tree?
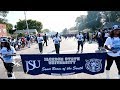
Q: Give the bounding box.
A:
[6,23,13,33]
[0,11,9,22]
[75,11,104,32]
[62,28,68,35]
[85,11,103,31]
[75,15,87,31]
[15,19,43,32]
[0,18,5,23]
[17,33,25,38]
[42,29,50,33]
[0,11,9,18]
[101,11,120,22]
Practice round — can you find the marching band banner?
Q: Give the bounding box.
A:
[20,53,107,75]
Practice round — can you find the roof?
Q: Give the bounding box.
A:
[14,29,38,34]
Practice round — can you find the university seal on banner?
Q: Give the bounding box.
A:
[85,59,102,72]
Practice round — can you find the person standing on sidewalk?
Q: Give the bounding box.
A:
[53,32,61,54]
[37,34,44,54]
[86,32,90,42]
[76,32,84,53]
[104,25,120,79]
[17,38,21,50]
[0,39,16,79]
[26,35,31,48]
[11,37,16,49]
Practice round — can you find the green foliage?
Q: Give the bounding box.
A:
[33,32,36,34]
[101,11,120,22]
[17,33,25,37]
[86,11,102,31]
[75,11,103,32]
[0,22,13,34]
[75,11,120,32]
[6,23,13,32]
[0,11,9,18]
[42,29,50,33]
[0,11,9,23]
[15,19,43,32]
[0,18,5,23]
[62,28,68,35]
[75,15,87,31]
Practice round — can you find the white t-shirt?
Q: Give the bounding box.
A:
[104,37,120,57]
[0,46,16,63]
[53,36,61,44]
[97,32,101,37]
[11,39,15,45]
[37,37,43,43]
[11,39,15,43]
[18,39,21,45]
[104,33,109,38]
[76,34,84,41]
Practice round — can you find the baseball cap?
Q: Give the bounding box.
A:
[112,25,120,30]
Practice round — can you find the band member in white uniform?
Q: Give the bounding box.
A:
[76,32,84,53]
[53,33,61,54]
[37,34,44,54]
[104,25,120,79]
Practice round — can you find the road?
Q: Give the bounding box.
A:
[0,37,119,79]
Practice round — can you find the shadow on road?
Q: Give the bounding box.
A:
[47,50,56,54]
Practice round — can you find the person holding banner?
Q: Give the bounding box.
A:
[76,32,84,53]
[53,32,61,54]
[104,25,120,79]
[0,39,16,79]
[37,33,44,54]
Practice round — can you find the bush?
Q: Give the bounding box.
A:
[17,33,25,38]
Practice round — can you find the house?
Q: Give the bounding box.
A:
[14,29,38,35]
[0,24,7,37]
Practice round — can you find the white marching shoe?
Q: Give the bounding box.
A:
[106,70,110,79]
[118,75,120,79]
[12,73,16,79]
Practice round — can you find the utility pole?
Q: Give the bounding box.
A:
[24,11,30,35]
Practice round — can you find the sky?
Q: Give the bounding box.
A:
[6,11,87,33]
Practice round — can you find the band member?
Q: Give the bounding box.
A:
[53,32,61,54]
[37,34,44,54]
[104,25,120,79]
[76,32,84,53]
[96,29,103,51]
[0,39,16,79]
